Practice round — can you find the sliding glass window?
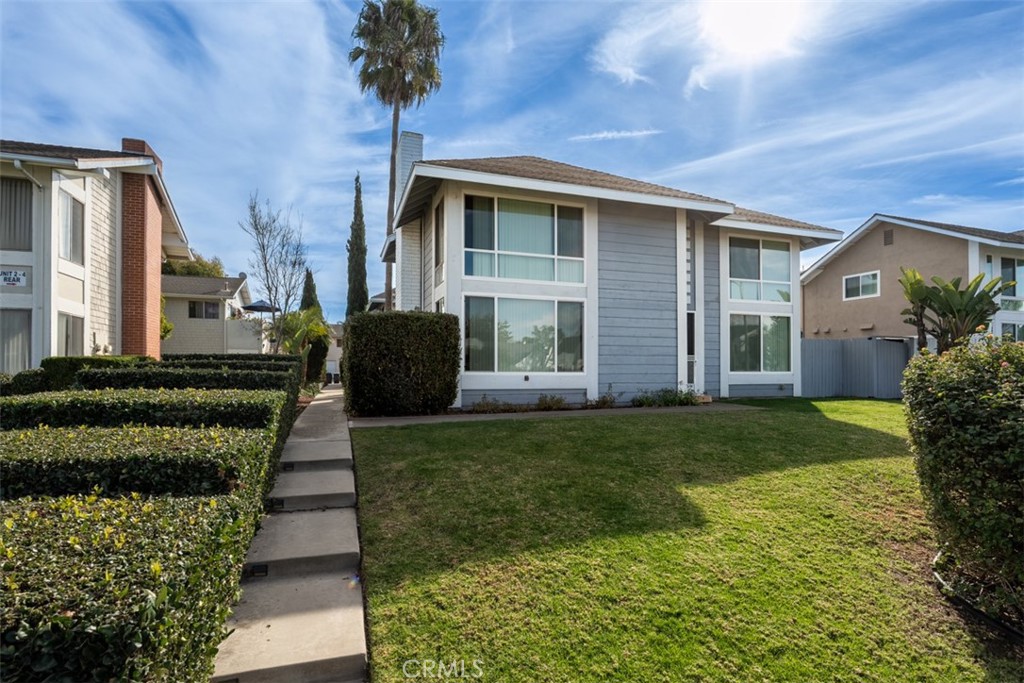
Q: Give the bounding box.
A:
[730,314,791,372]
[465,296,583,373]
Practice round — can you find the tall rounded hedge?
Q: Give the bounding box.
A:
[342,311,459,416]
[902,337,1023,623]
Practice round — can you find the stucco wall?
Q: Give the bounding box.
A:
[803,222,968,339]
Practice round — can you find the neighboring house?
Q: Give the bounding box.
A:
[0,138,191,373]
[383,132,842,405]
[160,274,262,355]
[802,214,1024,342]
[368,290,388,312]
[326,322,344,379]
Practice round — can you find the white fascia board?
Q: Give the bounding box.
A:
[150,166,191,257]
[0,152,151,170]
[0,153,78,168]
[711,217,844,243]
[800,214,880,284]
[406,163,736,217]
[77,158,153,170]
[379,231,397,261]
[874,215,1024,249]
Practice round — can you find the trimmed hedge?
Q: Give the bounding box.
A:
[160,359,302,373]
[40,355,152,391]
[76,367,298,393]
[342,311,459,416]
[0,389,286,431]
[0,369,48,397]
[0,494,253,682]
[902,337,1024,625]
[161,353,301,365]
[0,426,273,500]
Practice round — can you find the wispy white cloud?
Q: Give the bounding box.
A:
[569,129,662,142]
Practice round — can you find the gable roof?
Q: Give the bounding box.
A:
[0,140,150,162]
[389,154,842,260]
[162,275,250,303]
[801,213,1024,284]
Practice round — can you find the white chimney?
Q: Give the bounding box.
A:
[395,131,423,213]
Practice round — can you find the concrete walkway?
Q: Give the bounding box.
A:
[213,386,366,683]
[349,401,755,428]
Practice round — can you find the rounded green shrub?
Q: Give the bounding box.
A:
[902,337,1023,625]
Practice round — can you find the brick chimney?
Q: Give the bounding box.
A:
[120,138,163,359]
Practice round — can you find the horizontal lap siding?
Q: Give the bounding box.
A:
[703,225,721,397]
[598,200,677,402]
[461,389,588,406]
[729,383,794,398]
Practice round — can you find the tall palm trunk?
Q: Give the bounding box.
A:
[385,98,401,311]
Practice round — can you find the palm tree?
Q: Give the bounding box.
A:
[350,0,444,311]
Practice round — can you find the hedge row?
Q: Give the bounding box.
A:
[0,426,273,501]
[342,311,459,416]
[160,359,302,373]
[0,494,253,682]
[40,356,153,391]
[77,367,298,393]
[0,389,286,431]
[162,353,301,365]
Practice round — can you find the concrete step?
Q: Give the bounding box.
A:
[289,395,350,443]
[244,509,360,580]
[280,439,352,472]
[268,469,355,511]
[212,572,366,683]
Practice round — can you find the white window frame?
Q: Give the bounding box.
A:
[728,312,793,374]
[842,270,881,301]
[188,300,221,319]
[57,311,84,357]
[462,191,586,287]
[727,237,791,304]
[462,294,585,375]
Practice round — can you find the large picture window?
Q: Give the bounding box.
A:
[730,314,790,372]
[464,195,584,283]
[464,296,583,373]
[728,237,790,302]
[59,190,84,265]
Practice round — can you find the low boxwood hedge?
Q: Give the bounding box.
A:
[76,367,298,394]
[0,494,253,682]
[0,426,273,501]
[159,359,302,373]
[342,311,459,416]
[0,369,49,397]
[0,389,286,431]
[40,355,152,391]
[161,353,301,365]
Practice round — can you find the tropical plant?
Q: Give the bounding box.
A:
[347,173,369,317]
[350,0,444,310]
[160,296,173,340]
[299,269,330,381]
[279,306,331,379]
[899,268,1014,353]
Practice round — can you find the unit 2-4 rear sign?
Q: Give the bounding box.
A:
[0,270,28,287]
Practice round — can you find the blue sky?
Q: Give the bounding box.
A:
[3,0,1022,322]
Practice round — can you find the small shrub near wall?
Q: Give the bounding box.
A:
[342,311,460,416]
[902,337,1024,626]
[40,355,152,391]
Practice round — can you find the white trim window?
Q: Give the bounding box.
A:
[1002,322,1024,342]
[58,189,85,265]
[0,309,32,373]
[729,314,791,373]
[843,270,880,301]
[999,257,1023,311]
[464,195,584,284]
[728,237,791,302]
[464,296,583,373]
[188,301,220,319]
[57,312,84,356]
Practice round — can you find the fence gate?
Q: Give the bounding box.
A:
[802,338,913,399]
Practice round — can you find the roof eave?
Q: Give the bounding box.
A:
[711,217,843,250]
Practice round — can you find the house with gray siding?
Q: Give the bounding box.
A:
[383,132,842,406]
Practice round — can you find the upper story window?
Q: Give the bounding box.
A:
[728,237,790,302]
[843,271,880,300]
[58,190,84,265]
[1,178,33,251]
[464,195,584,283]
[188,301,220,319]
[1000,257,1023,307]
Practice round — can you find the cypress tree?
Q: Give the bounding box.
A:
[347,173,369,318]
[300,268,318,311]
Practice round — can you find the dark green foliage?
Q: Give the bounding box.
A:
[0,494,252,682]
[902,337,1024,625]
[0,427,272,500]
[0,369,49,396]
[347,173,369,318]
[535,394,569,411]
[298,268,329,382]
[161,354,301,366]
[76,367,298,394]
[630,388,701,408]
[342,311,459,416]
[160,359,300,373]
[299,267,319,311]
[161,251,226,277]
[39,355,151,391]
[0,389,286,431]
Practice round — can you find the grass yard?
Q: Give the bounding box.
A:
[352,400,1022,682]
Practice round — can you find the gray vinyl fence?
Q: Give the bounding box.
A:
[802,338,914,399]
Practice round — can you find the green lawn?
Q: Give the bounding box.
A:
[352,400,1022,682]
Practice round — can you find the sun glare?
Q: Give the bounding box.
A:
[699,0,811,65]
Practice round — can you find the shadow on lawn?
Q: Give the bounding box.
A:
[354,401,910,589]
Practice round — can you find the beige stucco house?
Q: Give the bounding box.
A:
[802,214,1024,341]
[160,274,263,355]
[0,139,192,374]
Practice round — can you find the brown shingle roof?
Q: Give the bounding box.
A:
[879,215,1024,245]
[421,156,730,206]
[726,206,838,235]
[0,140,148,161]
[162,275,247,298]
